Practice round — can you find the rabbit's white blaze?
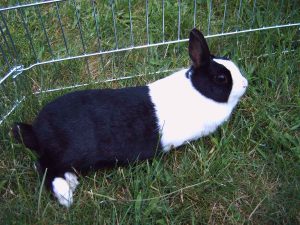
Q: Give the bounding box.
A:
[52,172,79,207]
[149,69,233,152]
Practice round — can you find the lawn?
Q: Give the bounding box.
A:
[0,0,299,224]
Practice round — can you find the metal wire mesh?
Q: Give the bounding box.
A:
[0,0,299,124]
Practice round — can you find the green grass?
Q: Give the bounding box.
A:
[1,0,300,224]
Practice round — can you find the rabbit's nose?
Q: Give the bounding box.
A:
[242,78,248,88]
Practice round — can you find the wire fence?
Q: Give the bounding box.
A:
[0,0,299,124]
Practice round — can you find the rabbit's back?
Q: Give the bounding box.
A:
[33,86,161,171]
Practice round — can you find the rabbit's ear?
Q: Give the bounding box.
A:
[188,29,210,68]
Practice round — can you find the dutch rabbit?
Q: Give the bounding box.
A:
[12,29,248,207]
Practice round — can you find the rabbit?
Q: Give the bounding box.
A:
[12,28,248,207]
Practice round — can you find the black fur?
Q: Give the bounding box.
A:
[188,29,233,103]
[12,123,39,151]
[189,61,233,103]
[12,86,161,187]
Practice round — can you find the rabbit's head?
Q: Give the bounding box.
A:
[187,28,248,106]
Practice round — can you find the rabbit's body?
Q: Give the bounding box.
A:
[31,87,161,170]
[12,29,248,207]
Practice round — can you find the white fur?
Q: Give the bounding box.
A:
[52,172,79,207]
[64,172,79,192]
[148,59,247,152]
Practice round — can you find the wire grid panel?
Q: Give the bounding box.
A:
[0,0,300,124]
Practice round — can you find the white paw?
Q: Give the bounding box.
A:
[52,177,73,208]
[64,172,79,192]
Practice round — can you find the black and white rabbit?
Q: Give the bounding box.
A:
[12,29,248,207]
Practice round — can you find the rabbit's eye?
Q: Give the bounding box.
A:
[214,74,227,84]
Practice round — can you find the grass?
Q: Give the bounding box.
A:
[1,0,300,224]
